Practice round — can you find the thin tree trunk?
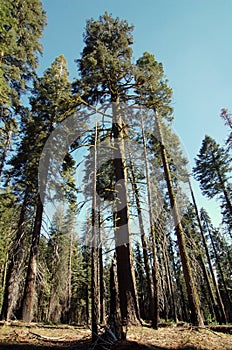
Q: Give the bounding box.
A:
[91,122,99,342]
[163,234,178,323]
[112,101,140,326]
[128,152,154,321]
[98,211,106,325]
[203,216,232,316]
[158,250,168,321]
[141,115,159,329]
[63,227,73,323]
[85,247,90,325]
[1,187,29,320]
[189,181,227,324]
[197,250,218,320]
[109,255,123,340]
[155,112,204,327]
[187,226,220,322]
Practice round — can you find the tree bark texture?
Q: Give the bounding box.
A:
[112,101,140,326]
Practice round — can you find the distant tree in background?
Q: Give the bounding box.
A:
[193,135,232,225]
[220,108,232,150]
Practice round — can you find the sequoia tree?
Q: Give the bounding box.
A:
[76,12,140,328]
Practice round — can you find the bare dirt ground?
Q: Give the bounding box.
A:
[0,322,231,350]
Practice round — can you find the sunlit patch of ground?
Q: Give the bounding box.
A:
[0,322,231,350]
[127,325,232,350]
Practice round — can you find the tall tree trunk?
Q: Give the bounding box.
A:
[112,101,140,326]
[1,187,29,320]
[128,152,154,321]
[91,122,99,342]
[21,100,58,322]
[141,115,159,329]
[189,181,227,324]
[155,112,204,327]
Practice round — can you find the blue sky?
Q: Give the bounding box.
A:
[38,0,232,225]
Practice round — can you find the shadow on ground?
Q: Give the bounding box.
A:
[0,340,199,350]
[0,338,91,350]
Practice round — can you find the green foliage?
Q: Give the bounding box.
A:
[193,135,231,199]
[76,12,134,103]
[8,55,73,197]
[135,51,173,120]
[193,135,232,230]
[0,0,46,106]
[220,108,232,150]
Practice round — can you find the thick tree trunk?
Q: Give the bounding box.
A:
[155,112,204,327]
[21,106,56,322]
[189,181,227,324]
[21,194,43,322]
[112,101,140,326]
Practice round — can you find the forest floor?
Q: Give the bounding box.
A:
[0,322,231,350]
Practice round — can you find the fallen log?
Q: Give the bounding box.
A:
[208,325,232,334]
